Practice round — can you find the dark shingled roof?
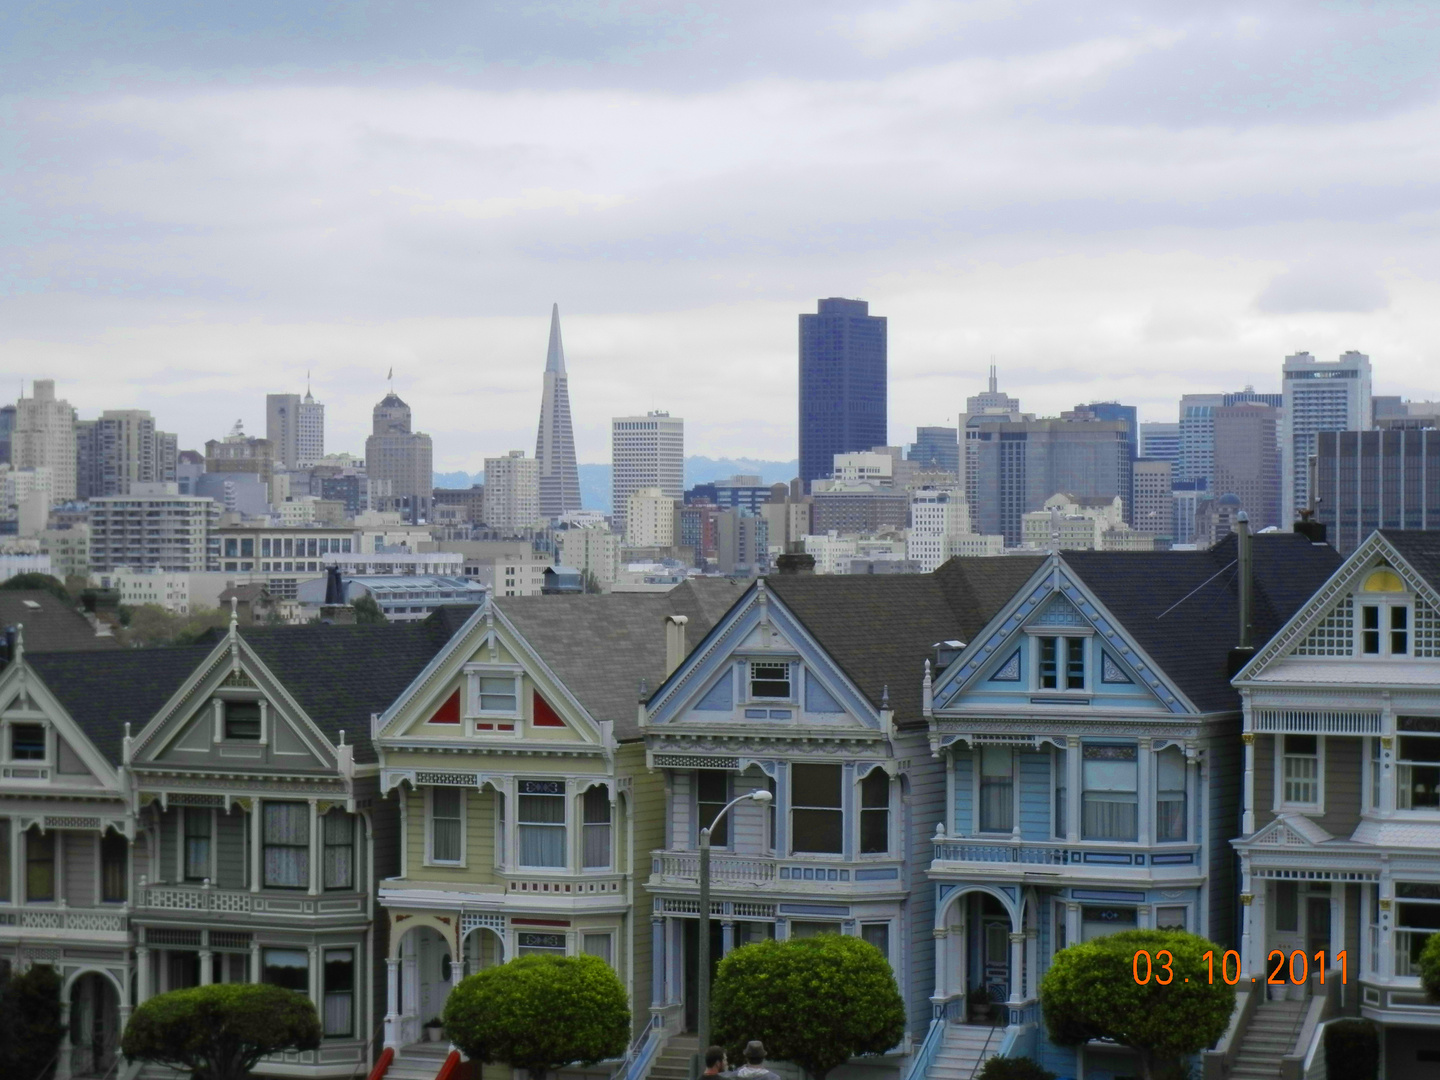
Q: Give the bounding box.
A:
[0,590,121,657]
[26,644,216,766]
[235,605,477,763]
[495,579,748,740]
[1379,530,1440,595]
[765,557,1046,725]
[1063,531,1342,713]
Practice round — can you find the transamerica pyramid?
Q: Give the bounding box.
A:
[534,303,582,520]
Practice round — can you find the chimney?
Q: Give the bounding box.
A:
[1292,508,1328,545]
[664,615,688,677]
[1228,511,1255,678]
[775,540,815,575]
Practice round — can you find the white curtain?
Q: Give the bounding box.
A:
[1082,794,1137,840]
[979,780,1013,832]
[264,803,310,888]
[582,788,611,869]
[518,793,565,867]
[324,812,354,888]
[431,789,462,863]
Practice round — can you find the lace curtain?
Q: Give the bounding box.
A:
[324,811,354,889]
[264,803,310,888]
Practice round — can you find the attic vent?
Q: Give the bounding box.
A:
[1416,597,1440,658]
[1294,596,1354,657]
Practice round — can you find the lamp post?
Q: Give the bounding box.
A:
[697,788,773,1057]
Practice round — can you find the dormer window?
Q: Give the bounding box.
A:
[1038,637,1085,690]
[1358,568,1410,657]
[749,662,791,700]
[10,724,45,761]
[224,702,262,741]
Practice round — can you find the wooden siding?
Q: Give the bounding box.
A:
[1206,723,1241,947]
[898,728,943,1037]
[670,771,692,848]
[403,786,497,883]
[622,742,666,1037]
[216,809,247,888]
[731,771,770,854]
[953,748,973,835]
[1253,735,1275,830]
[159,807,179,882]
[1320,737,1362,838]
[1018,751,1051,842]
[64,832,95,908]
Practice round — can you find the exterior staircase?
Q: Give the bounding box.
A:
[1228,998,1307,1080]
[924,1024,1003,1080]
[645,1034,699,1080]
[387,1041,453,1080]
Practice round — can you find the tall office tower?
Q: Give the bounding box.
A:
[1212,404,1281,530]
[0,404,14,465]
[798,297,887,491]
[366,391,434,521]
[482,450,541,535]
[1313,429,1440,554]
[970,419,1130,545]
[1069,402,1137,522]
[75,409,179,498]
[907,426,961,476]
[966,365,1020,414]
[14,380,77,503]
[1139,422,1180,466]
[267,384,326,469]
[1282,350,1372,521]
[611,410,684,536]
[1177,393,1224,485]
[534,304,581,521]
[1132,459,1173,536]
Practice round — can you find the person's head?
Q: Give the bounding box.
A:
[744,1042,766,1065]
[704,1047,727,1072]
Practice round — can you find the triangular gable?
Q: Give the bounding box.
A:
[373,601,603,745]
[0,661,123,790]
[1236,532,1440,681]
[130,630,337,773]
[1243,813,1334,848]
[931,558,1194,715]
[646,582,880,729]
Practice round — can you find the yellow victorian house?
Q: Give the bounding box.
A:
[372,582,742,1074]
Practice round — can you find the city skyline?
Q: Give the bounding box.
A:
[3,4,1439,471]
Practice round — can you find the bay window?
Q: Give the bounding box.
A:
[1082,743,1137,841]
[582,786,612,869]
[859,768,889,854]
[1282,735,1320,805]
[1156,746,1187,842]
[263,802,310,887]
[429,788,464,865]
[978,746,1014,833]
[323,810,355,889]
[517,780,566,868]
[790,763,842,854]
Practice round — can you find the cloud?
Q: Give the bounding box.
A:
[1254,264,1391,314]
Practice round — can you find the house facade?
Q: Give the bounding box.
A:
[921,534,1340,1079]
[1233,529,1440,1076]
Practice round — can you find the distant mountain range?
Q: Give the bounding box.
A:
[434,456,797,515]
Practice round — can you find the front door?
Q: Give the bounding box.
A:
[1307,896,1332,958]
[983,918,1009,1000]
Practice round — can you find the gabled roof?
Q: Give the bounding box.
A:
[1378,529,1440,594]
[232,605,477,763]
[1062,532,1342,713]
[25,644,215,766]
[493,579,746,739]
[763,556,1045,724]
[0,590,120,656]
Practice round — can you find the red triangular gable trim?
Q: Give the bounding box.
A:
[430,689,461,724]
[532,691,566,727]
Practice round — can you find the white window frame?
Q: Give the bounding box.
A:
[856,767,893,858]
[582,930,617,968]
[1395,728,1440,815]
[180,807,215,882]
[5,721,51,766]
[745,659,794,704]
[516,779,568,871]
[1027,630,1093,693]
[464,664,524,725]
[973,745,1018,836]
[426,786,467,868]
[1356,598,1413,658]
[1276,733,1324,812]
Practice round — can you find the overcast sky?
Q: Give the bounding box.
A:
[4,0,1439,471]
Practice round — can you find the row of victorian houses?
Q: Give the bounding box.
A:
[2,525,1438,1080]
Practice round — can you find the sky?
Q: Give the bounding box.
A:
[3,0,1440,472]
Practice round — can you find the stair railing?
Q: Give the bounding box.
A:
[967,1023,1000,1080]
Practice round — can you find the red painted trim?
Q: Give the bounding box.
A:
[434,1050,462,1080]
[430,689,461,724]
[511,917,571,926]
[532,691,566,727]
[366,1047,394,1080]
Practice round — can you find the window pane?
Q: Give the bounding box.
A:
[0,821,9,903]
[583,784,612,868]
[1275,882,1299,931]
[1039,638,1058,689]
[431,789,463,863]
[861,923,889,959]
[790,921,842,938]
[26,828,55,902]
[1081,906,1137,942]
[980,747,1014,833]
[583,934,613,967]
[792,764,841,808]
[1156,747,1186,842]
[478,676,517,712]
[518,794,564,824]
[323,950,354,1037]
[696,771,730,847]
[101,831,128,902]
[859,770,889,854]
[750,662,790,699]
[324,811,354,889]
[1391,606,1409,654]
[264,803,310,887]
[224,702,261,741]
[263,948,309,992]
[11,724,45,760]
[1065,637,1085,690]
[1155,906,1187,931]
[791,809,842,853]
[185,810,212,880]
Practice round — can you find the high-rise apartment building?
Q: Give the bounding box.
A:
[14,380,77,503]
[1139,422,1180,466]
[88,483,221,572]
[1282,350,1372,520]
[624,487,675,548]
[1312,429,1440,554]
[970,419,1130,545]
[0,404,15,465]
[798,298,887,491]
[907,426,960,476]
[482,450,541,535]
[611,411,683,535]
[76,409,178,499]
[1177,393,1224,485]
[266,387,325,469]
[366,391,434,521]
[534,304,582,521]
[1132,459,1173,537]
[1213,403,1281,530]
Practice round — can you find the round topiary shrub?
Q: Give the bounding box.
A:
[1324,1018,1378,1080]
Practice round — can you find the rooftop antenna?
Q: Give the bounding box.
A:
[989,363,997,394]
[387,366,394,393]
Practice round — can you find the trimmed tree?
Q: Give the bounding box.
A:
[0,573,70,602]
[442,954,628,1080]
[711,933,905,1080]
[0,962,65,1080]
[352,595,386,624]
[121,983,321,1080]
[1420,932,1440,1001]
[1041,930,1235,1080]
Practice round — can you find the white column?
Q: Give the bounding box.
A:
[1007,932,1025,1007]
[1380,736,1396,813]
[56,831,67,906]
[55,996,72,1080]
[250,939,261,982]
[135,946,151,1004]
[307,800,321,896]
[1250,881,1268,979]
[1138,742,1153,846]
[7,818,19,902]
[1065,903,1080,947]
[1066,739,1081,844]
[250,800,263,892]
[932,927,949,1000]
[1242,733,1256,835]
[199,946,213,986]
[384,958,401,1049]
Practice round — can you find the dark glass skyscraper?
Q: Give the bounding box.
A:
[799,298,887,491]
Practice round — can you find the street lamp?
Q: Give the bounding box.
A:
[697,788,774,1057]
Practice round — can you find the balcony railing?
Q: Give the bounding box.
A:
[141,881,255,913]
[653,852,777,885]
[651,850,904,888]
[0,907,127,934]
[932,839,1199,868]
